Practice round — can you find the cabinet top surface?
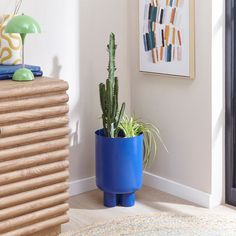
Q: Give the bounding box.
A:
[0,77,67,90]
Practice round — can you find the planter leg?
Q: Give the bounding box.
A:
[104,192,117,207]
[120,193,135,207]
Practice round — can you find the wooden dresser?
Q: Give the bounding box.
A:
[0,77,70,236]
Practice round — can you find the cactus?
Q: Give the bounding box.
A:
[99,33,125,138]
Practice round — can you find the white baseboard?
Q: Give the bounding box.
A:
[69,176,97,197]
[69,173,217,208]
[143,171,212,208]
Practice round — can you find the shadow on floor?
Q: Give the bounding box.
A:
[69,185,200,215]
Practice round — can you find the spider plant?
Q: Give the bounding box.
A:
[119,115,168,169]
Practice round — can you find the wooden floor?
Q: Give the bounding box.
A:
[62,186,236,233]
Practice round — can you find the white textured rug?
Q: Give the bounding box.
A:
[61,212,236,236]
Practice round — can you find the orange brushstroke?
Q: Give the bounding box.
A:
[160,47,164,60]
[177,30,182,46]
[172,27,176,45]
[156,48,159,62]
[152,49,155,63]
[154,32,157,46]
[170,8,176,24]
[176,0,180,7]
[153,22,156,32]
[165,25,170,45]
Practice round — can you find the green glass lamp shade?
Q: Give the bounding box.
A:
[5,15,41,81]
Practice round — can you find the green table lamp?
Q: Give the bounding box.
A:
[5,14,41,81]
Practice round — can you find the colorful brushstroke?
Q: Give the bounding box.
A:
[143,0,183,64]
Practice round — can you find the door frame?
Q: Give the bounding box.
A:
[226,0,236,205]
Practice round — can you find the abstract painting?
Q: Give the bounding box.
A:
[139,0,194,78]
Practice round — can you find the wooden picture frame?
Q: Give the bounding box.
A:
[139,0,195,79]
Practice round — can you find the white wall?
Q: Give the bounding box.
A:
[0,0,225,207]
[0,0,131,182]
[127,0,225,207]
[128,0,212,193]
[211,0,225,206]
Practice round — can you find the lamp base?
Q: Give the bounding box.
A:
[13,68,34,81]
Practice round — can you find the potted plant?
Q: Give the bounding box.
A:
[95,33,167,207]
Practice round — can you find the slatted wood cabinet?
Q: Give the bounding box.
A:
[0,77,70,236]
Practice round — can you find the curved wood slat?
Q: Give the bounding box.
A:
[0,160,69,185]
[2,214,69,236]
[0,116,69,137]
[0,79,68,99]
[0,105,69,125]
[0,193,69,222]
[0,203,69,233]
[0,182,69,209]
[31,226,61,236]
[0,94,69,113]
[0,149,69,174]
[0,127,69,149]
[0,171,69,197]
[0,78,69,236]
[0,138,69,162]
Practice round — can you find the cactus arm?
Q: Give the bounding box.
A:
[107,33,117,81]
[116,102,126,127]
[112,77,118,118]
[99,33,126,138]
[102,114,108,137]
[99,83,106,114]
[114,103,126,137]
[106,79,113,118]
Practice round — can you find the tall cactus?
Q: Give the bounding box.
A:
[99,33,125,138]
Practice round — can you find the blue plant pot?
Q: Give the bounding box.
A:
[95,129,143,207]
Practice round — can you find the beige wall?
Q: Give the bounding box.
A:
[0,0,131,182]
[0,0,224,202]
[73,0,131,180]
[127,0,213,193]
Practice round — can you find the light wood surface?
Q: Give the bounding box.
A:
[0,116,69,136]
[0,182,69,209]
[0,138,69,162]
[3,215,69,236]
[0,193,69,222]
[0,127,69,149]
[0,80,68,99]
[0,171,69,197]
[32,226,61,236]
[0,149,69,173]
[0,77,69,236]
[61,186,236,234]
[0,105,69,125]
[0,94,68,113]
[0,204,69,233]
[0,160,69,185]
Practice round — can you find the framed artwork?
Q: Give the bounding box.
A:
[139,0,195,79]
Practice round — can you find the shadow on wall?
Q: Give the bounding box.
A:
[68,0,97,181]
[50,56,62,78]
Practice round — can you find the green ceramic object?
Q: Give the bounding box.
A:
[12,68,34,81]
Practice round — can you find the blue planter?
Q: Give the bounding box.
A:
[95,129,143,207]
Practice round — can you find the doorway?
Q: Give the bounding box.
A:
[226,0,236,206]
